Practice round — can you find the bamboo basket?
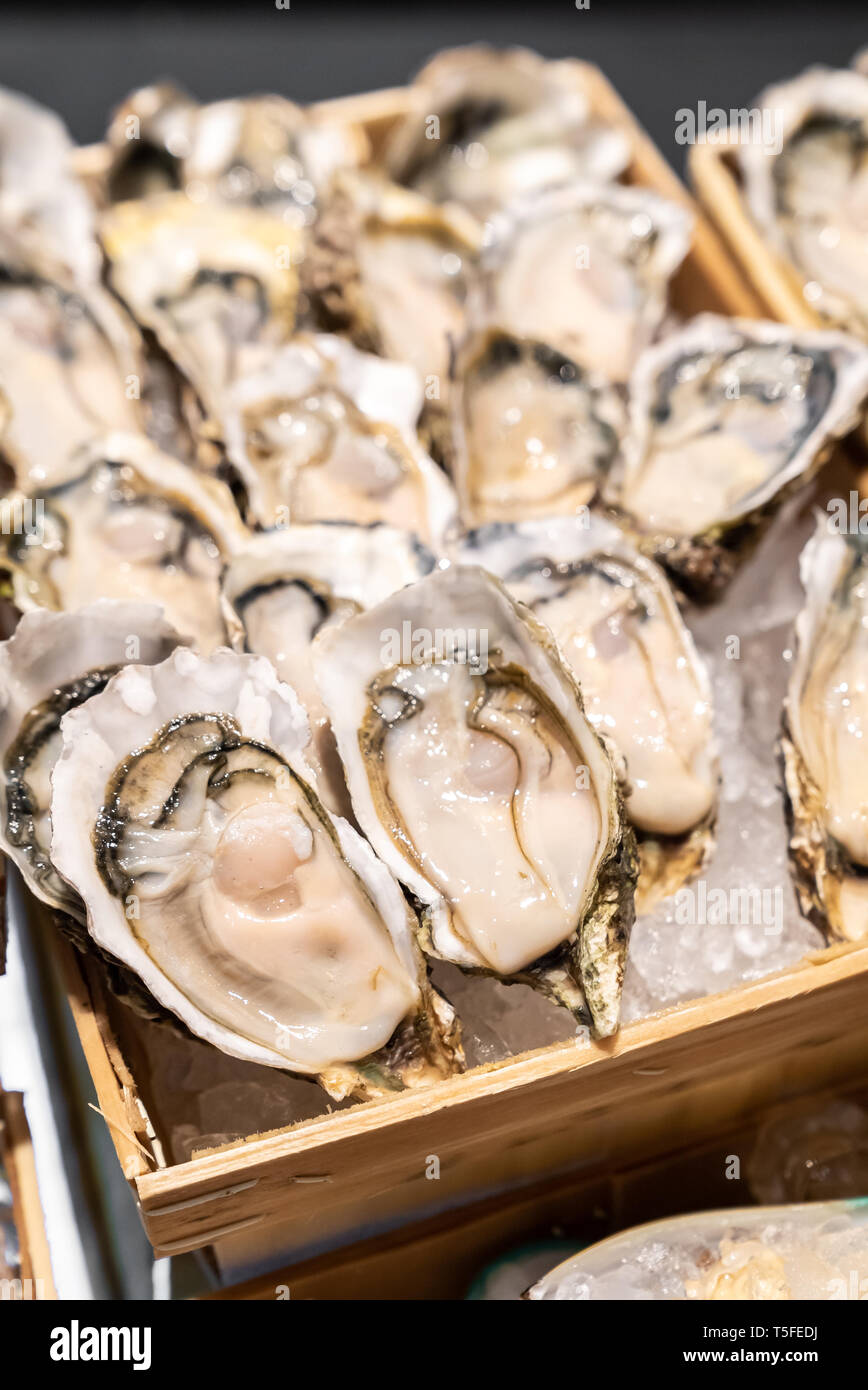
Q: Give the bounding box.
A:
[46,66,868,1266]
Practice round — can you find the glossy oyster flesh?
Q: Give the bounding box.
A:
[606,315,868,599]
[0,432,249,651]
[50,647,462,1097]
[382,46,629,215]
[740,67,868,334]
[222,521,435,815]
[455,516,717,901]
[222,334,456,542]
[450,329,622,525]
[100,193,302,425]
[528,1201,868,1300]
[0,271,143,489]
[314,565,637,1037]
[782,523,868,942]
[0,602,182,917]
[478,182,692,385]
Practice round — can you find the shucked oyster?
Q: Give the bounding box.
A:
[740,67,868,335]
[50,647,463,1098]
[304,171,483,461]
[477,182,692,385]
[314,566,637,1037]
[382,46,629,216]
[0,602,182,918]
[222,521,434,815]
[606,315,868,599]
[103,84,363,217]
[0,271,143,489]
[222,334,457,542]
[782,522,868,942]
[450,329,622,526]
[455,516,717,903]
[101,193,302,428]
[0,432,249,651]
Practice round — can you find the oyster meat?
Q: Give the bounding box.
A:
[314,565,637,1037]
[222,334,456,542]
[0,602,182,917]
[222,521,434,815]
[0,431,249,651]
[101,193,302,427]
[477,182,692,385]
[382,46,629,216]
[740,66,868,335]
[450,329,622,526]
[782,522,868,942]
[606,315,868,599]
[50,647,462,1097]
[455,516,717,902]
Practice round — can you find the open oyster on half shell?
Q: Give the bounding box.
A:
[101,193,302,432]
[0,601,182,919]
[455,516,717,904]
[50,647,463,1099]
[382,46,629,216]
[477,182,692,386]
[605,315,868,600]
[314,566,637,1037]
[449,328,622,526]
[221,334,457,543]
[740,66,868,336]
[782,521,868,942]
[0,431,249,651]
[222,521,435,816]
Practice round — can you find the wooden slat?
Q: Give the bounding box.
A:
[0,1090,57,1298]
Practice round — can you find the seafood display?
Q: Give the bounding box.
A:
[0,43,866,1105]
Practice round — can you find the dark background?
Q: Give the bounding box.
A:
[0,0,864,174]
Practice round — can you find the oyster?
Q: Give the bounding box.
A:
[0,602,182,917]
[100,193,302,427]
[782,522,868,942]
[0,271,143,489]
[314,565,637,1037]
[304,171,483,461]
[222,334,457,543]
[740,67,868,335]
[0,431,249,651]
[50,646,462,1098]
[455,516,717,902]
[605,315,868,599]
[104,84,363,217]
[382,46,629,216]
[477,182,692,385]
[222,521,435,815]
[450,329,622,526]
[527,1201,868,1300]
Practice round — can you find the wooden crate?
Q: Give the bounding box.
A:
[52,67,868,1265]
[0,1089,56,1299]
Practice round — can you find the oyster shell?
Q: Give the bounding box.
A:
[606,315,868,600]
[314,565,637,1037]
[382,46,629,215]
[740,67,868,335]
[450,329,622,526]
[0,601,182,917]
[782,521,868,942]
[455,515,717,903]
[0,431,249,650]
[222,334,457,543]
[222,521,435,815]
[477,182,692,385]
[0,271,143,489]
[50,646,463,1098]
[100,193,302,426]
[304,171,483,462]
